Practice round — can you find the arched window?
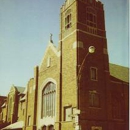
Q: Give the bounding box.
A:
[42,126,47,130]
[42,82,56,118]
[48,125,54,130]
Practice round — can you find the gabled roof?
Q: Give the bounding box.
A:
[20,95,26,102]
[23,87,27,94]
[15,86,25,93]
[109,63,129,83]
[0,96,7,98]
[1,102,6,108]
[2,121,24,130]
[39,40,60,70]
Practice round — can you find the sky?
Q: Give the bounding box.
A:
[0,0,129,96]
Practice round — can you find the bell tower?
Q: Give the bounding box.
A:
[59,0,110,129]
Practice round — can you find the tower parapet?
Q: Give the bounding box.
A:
[60,0,75,12]
[61,0,103,12]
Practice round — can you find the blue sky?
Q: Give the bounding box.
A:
[0,0,129,96]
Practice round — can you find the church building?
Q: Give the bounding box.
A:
[0,0,129,130]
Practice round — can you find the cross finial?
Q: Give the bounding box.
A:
[50,33,53,42]
[50,33,52,40]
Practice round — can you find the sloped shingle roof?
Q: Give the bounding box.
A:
[109,63,129,83]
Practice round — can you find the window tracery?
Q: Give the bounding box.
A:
[42,82,56,118]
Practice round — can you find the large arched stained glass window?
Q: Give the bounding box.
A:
[42,82,56,118]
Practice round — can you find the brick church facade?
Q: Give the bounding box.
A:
[0,0,129,130]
